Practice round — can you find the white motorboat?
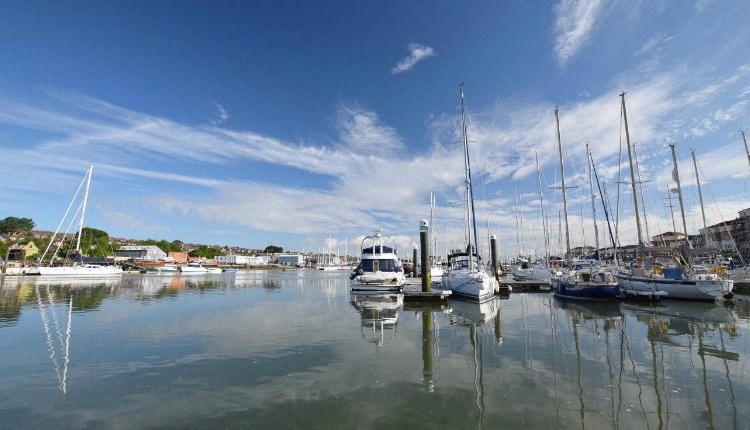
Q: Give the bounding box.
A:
[180,263,208,273]
[350,229,406,292]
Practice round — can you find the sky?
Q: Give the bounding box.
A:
[1,0,748,259]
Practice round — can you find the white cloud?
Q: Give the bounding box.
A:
[635,32,674,56]
[335,102,404,154]
[390,43,436,74]
[553,0,605,65]
[695,0,715,12]
[0,60,748,253]
[212,101,229,125]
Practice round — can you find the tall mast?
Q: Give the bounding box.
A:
[669,144,690,247]
[459,84,479,265]
[514,188,521,256]
[586,144,600,256]
[75,165,93,255]
[742,130,750,172]
[692,150,709,247]
[620,92,643,245]
[535,151,550,267]
[554,107,571,264]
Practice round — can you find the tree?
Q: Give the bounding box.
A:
[0,217,35,234]
[78,227,113,258]
[188,245,225,259]
[264,245,283,254]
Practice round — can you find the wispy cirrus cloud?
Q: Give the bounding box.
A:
[211,101,229,125]
[553,0,605,65]
[390,43,436,74]
[635,32,674,56]
[0,62,747,253]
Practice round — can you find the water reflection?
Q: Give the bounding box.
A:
[0,271,748,429]
[35,283,73,394]
[349,292,402,347]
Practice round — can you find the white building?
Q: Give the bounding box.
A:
[114,245,167,260]
[215,255,270,266]
[277,254,304,266]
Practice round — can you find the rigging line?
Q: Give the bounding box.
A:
[697,157,744,263]
[632,142,651,242]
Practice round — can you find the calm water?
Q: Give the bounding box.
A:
[1,270,749,430]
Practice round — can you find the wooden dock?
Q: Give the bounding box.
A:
[403,280,451,301]
[497,278,552,292]
[735,282,750,294]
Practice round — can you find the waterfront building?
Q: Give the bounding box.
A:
[8,241,39,260]
[214,255,270,266]
[277,254,304,267]
[114,245,167,261]
[168,251,188,263]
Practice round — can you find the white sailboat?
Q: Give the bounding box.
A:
[440,84,498,302]
[37,166,123,277]
[614,93,732,301]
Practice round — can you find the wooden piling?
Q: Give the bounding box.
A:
[420,219,431,292]
[490,234,499,281]
[412,246,418,278]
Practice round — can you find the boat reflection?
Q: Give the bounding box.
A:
[448,296,500,326]
[349,292,403,348]
[35,283,74,394]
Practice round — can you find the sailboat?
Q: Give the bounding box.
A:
[37,166,123,277]
[614,93,733,301]
[551,108,620,300]
[440,84,499,302]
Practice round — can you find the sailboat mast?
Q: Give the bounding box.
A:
[75,165,93,254]
[742,130,750,172]
[692,150,709,247]
[535,151,550,267]
[586,144,600,255]
[554,108,571,264]
[669,144,690,246]
[620,92,644,245]
[460,84,480,263]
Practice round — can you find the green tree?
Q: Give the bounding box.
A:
[78,227,113,258]
[264,245,283,254]
[0,241,7,260]
[188,245,225,259]
[0,217,35,234]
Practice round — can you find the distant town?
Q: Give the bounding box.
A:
[0,216,353,269]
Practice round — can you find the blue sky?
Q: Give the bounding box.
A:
[1,0,748,258]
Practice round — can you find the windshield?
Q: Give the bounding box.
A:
[358,259,400,272]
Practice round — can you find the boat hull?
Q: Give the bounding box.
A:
[441,270,497,302]
[616,274,733,301]
[351,272,405,292]
[37,266,123,277]
[552,279,620,300]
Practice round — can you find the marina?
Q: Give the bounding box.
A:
[1,269,749,429]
